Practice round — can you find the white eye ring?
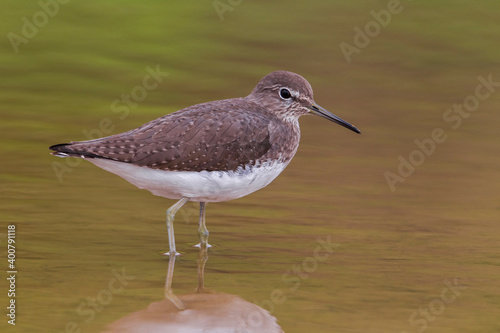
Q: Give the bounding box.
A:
[279,88,292,100]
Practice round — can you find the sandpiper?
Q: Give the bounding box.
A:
[50,71,360,255]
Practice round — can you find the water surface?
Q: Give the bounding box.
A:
[1,1,500,332]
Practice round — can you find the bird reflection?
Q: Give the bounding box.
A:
[103,248,284,332]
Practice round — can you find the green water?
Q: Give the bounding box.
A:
[1,1,500,332]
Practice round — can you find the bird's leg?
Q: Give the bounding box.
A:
[195,202,212,250]
[165,197,189,256]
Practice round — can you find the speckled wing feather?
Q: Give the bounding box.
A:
[50,98,277,172]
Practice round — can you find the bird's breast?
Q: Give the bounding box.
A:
[265,119,301,165]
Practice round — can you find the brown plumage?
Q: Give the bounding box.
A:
[50,99,300,172]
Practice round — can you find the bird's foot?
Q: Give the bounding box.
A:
[162,250,181,256]
[194,243,212,249]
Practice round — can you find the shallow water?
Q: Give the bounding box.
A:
[1,1,500,332]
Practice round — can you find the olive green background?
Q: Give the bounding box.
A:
[1,1,499,332]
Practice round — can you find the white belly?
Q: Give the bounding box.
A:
[87,158,288,202]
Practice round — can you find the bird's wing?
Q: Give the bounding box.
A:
[50,99,275,172]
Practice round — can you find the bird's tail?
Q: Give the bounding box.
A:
[49,143,83,158]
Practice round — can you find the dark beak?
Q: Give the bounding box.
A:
[309,103,361,134]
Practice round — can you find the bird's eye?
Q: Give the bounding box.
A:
[279,88,292,100]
